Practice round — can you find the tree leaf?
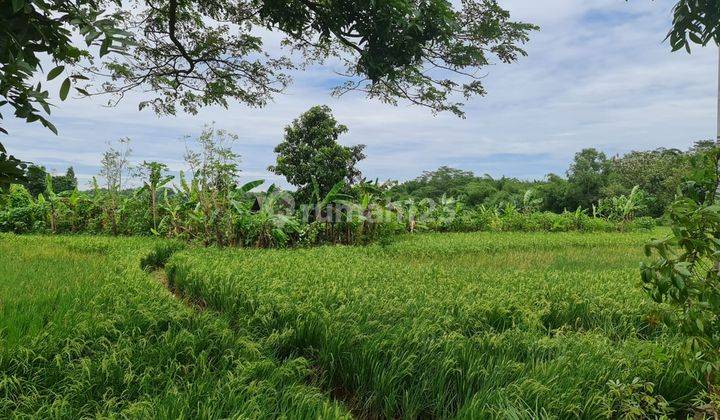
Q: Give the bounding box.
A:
[59,78,71,100]
[239,179,264,193]
[99,37,111,57]
[675,262,693,277]
[40,118,58,135]
[47,66,65,81]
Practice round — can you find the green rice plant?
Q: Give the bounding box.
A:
[140,240,187,270]
[0,234,351,419]
[165,229,702,418]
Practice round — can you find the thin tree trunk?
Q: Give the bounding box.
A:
[50,204,56,233]
[151,187,158,230]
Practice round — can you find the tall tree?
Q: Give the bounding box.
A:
[0,0,537,187]
[566,148,610,210]
[270,105,365,203]
[52,167,78,193]
[23,164,49,198]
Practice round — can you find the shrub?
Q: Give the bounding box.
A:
[603,378,673,419]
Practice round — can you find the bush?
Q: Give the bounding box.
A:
[415,206,638,234]
[603,378,673,419]
[0,205,45,234]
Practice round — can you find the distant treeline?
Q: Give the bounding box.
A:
[388,141,712,218]
[1,106,707,247]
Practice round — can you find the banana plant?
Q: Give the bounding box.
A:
[42,173,59,233]
[596,186,645,222]
[64,188,81,232]
[522,188,543,214]
[312,179,350,220]
[229,179,264,213]
[137,161,174,230]
[250,187,300,248]
[158,189,185,238]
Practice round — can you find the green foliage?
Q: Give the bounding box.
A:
[269,106,365,204]
[641,147,720,383]
[0,235,351,418]
[665,0,720,52]
[521,188,543,213]
[52,166,77,193]
[603,378,673,419]
[0,0,132,135]
[391,144,707,217]
[164,230,700,418]
[22,164,48,197]
[135,161,172,230]
[0,143,26,191]
[595,186,647,222]
[392,166,538,208]
[0,0,537,186]
[459,205,650,233]
[605,148,689,217]
[140,240,186,271]
[1,136,673,248]
[566,148,611,210]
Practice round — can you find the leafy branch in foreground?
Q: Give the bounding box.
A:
[664,0,720,53]
[641,148,720,388]
[1,0,536,186]
[1,0,133,134]
[2,0,537,134]
[0,143,27,191]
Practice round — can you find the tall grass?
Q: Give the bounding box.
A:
[1,230,703,418]
[166,230,701,418]
[0,234,349,418]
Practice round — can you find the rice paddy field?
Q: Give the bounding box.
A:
[0,230,704,418]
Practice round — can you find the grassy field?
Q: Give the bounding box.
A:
[0,230,703,418]
[0,235,350,418]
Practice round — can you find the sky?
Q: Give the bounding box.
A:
[3,0,718,189]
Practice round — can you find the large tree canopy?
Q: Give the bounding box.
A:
[0,0,537,189]
[2,0,537,128]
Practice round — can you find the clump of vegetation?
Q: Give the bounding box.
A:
[389,143,710,218]
[603,378,673,419]
[642,147,720,395]
[140,240,186,271]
